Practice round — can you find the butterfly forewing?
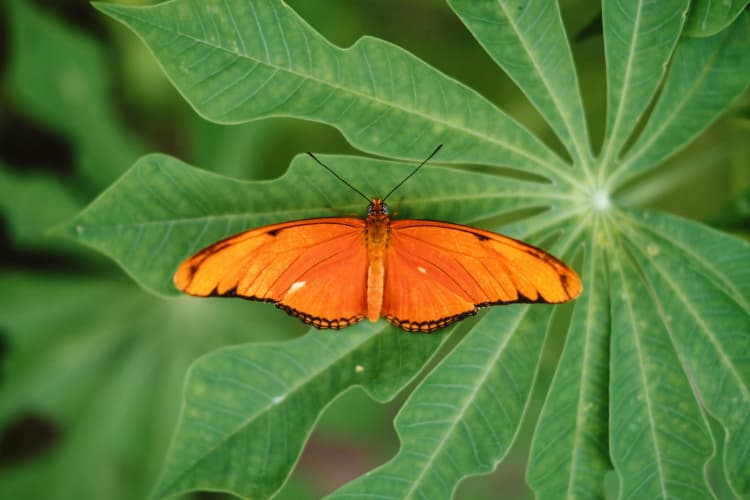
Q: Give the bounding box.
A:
[174,218,369,329]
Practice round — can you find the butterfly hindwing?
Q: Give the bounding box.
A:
[174,218,368,329]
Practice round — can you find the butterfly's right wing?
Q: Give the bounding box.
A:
[174,218,368,329]
[382,219,582,332]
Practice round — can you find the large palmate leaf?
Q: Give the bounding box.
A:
[58,1,750,499]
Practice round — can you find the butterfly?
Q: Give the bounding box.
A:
[174,146,582,333]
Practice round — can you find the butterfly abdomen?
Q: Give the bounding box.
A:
[365,212,391,322]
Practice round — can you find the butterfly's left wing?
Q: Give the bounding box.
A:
[174,218,368,329]
[382,220,582,332]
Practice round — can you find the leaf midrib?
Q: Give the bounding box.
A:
[611,27,728,186]
[107,5,577,180]
[601,0,645,171]
[77,192,573,229]
[496,0,589,171]
[566,239,604,497]
[613,250,669,499]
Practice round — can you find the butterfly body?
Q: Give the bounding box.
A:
[365,198,391,322]
[174,197,582,333]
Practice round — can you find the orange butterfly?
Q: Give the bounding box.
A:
[174,146,582,332]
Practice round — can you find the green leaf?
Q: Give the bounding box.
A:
[608,241,713,499]
[527,236,611,498]
[92,0,568,177]
[6,0,144,189]
[599,0,688,171]
[618,210,750,496]
[329,307,553,499]
[611,11,750,187]
[60,153,577,296]
[154,323,448,499]
[447,0,591,168]
[684,0,750,37]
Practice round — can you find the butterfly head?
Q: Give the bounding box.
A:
[367,198,389,216]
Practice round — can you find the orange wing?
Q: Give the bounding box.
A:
[382,220,582,332]
[174,218,368,329]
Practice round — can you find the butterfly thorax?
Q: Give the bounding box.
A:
[364,198,391,322]
[365,199,391,245]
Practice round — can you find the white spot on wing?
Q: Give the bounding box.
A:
[272,395,285,404]
[289,281,306,293]
[417,266,427,274]
[355,365,365,373]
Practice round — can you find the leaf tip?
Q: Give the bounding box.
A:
[90,1,136,23]
[47,218,84,242]
[90,1,112,14]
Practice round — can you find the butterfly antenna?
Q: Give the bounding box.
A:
[307,152,371,203]
[383,144,443,202]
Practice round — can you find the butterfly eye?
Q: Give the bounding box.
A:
[367,201,388,215]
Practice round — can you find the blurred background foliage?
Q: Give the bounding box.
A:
[0,1,747,499]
